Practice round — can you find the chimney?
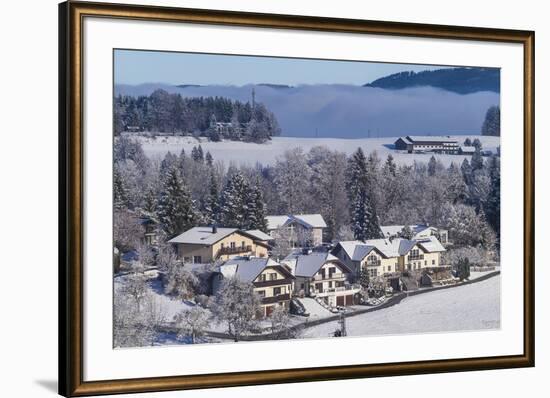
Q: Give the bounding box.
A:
[212,225,217,234]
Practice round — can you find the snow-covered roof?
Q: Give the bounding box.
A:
[460,145,476,153]
[168,226,238,245]
[283,251,347,277]
[245,229,273,241]
[266,214,327,230]
[218,257,288,283]
[406,135,458,143]
[336,235,444,262]
[416,236,446,253]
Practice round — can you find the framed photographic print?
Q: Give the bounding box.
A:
[59,1,534,396]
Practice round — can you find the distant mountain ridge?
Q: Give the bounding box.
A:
[365,67,500,94]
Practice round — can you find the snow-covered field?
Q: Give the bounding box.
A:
[301,275,501,339]
[136,135,500,167]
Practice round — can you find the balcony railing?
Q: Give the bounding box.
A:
[216,245,252,257]
[365,260,381,267]
[261,293,291,304]
[407,254,424,261]
[313,274,346,282]
[254,277,294,288]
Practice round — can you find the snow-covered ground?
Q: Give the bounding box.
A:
[298,297,334,319]
[136,135,500,167]
[301,275,500,339]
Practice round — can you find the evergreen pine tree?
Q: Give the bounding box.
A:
[346,148,382,241]
[114,167,129,210]
[472,138,482,150]
[157,167,196,237]
[398,225,414,240]
[471,146,484,171]
[191,145,204,163]
[203,172,220,225]
[461,158,473,186]
[428,155,437,177]
[359,267,370,291]
[484,156,501,235]
[205,151,214,167]
[142,187,157,214]
[481,105,500,136]
[464,138,472,146]
[245,179,268,232]
[219,171,249,228]
[384,154,397,177]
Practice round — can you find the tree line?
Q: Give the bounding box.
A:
[114,89,281,143]
[114,135,500,258]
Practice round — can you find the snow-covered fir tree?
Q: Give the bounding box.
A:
[113,167,129,210]
[202,172,220,225]
[191,145,204,163]
[219,171,250,228]
[481,105,500,136]
[205,151,213,167]
[346,148,382,241]
[157,166,196,237]
[142,187,157,214]
[398,224,414,240]
[484,156,501,235]
[471,146,484,171]
[384,154,397,177]
[245,178,268,232]
[428,155,437,177]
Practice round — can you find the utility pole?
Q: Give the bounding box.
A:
[338,309,347,337]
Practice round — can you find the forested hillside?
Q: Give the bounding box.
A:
[365,67,500,94]
[114,89,281,143]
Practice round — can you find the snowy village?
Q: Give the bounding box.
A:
[113,52,501,348]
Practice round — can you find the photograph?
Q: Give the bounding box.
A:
[112,50,501,347]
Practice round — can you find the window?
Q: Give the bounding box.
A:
[241,241,245,248]
[387,266,392,272]
[409,249,421,260]
[320,269,326,279]
[432,259,436,265]
[230,242,236,249]
[300,283,305,289]
[259,274,266,282]
[273,287,282,296]
[366,254,379,266]
[193,256,202,263]
[369,269,378,278]
[328,281,333,288]
[220,243,224,250]
[257,290,266,297]
[425,260,427,266]
[270,273,277,281]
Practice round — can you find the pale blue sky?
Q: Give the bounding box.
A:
[114,49,450,86]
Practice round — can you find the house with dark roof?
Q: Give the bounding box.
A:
[282,251,360,307]
[212,257,295,317]
[332,236,446,280]
[265,214,327,247]
[168,226,270,263]
[394,136,459,154]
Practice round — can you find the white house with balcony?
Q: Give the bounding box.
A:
[282,250,360,307]
[332,236,446,280]
[266,214,327,247]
